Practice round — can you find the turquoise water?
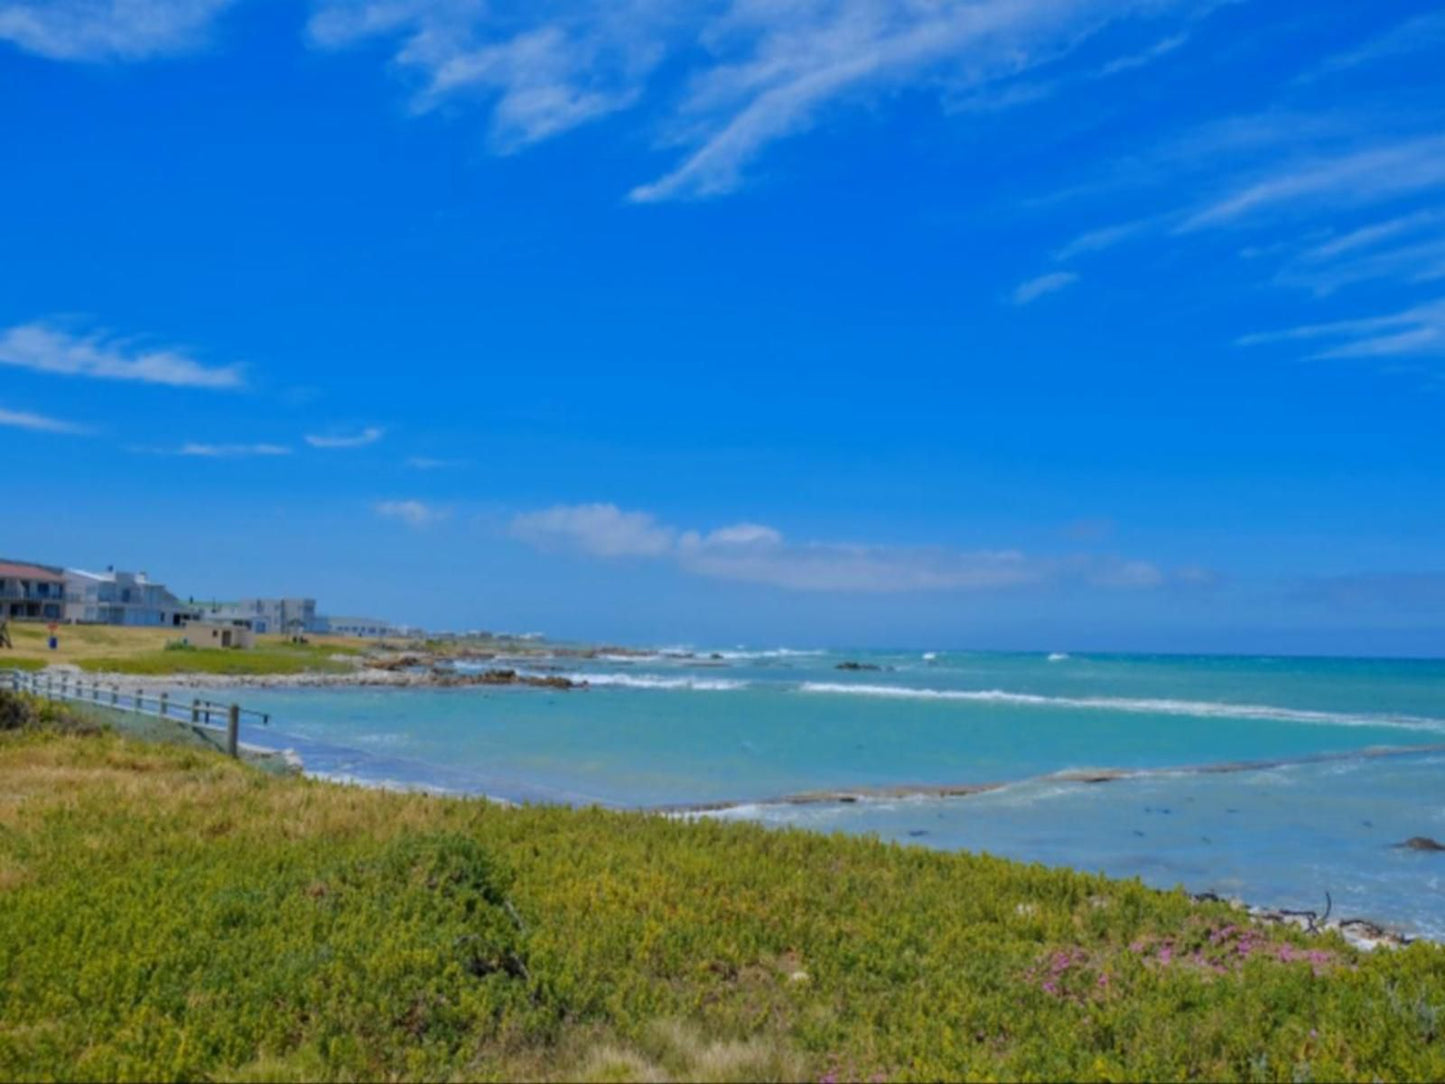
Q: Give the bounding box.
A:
[218,649,1445,938]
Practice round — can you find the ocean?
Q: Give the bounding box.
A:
[222,648,1445,939]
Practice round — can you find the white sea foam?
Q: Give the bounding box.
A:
[708,647,824,660]
[922,652,938,661]
[1048,652,1070,662]
[565,672,749,692]
[796,682,1445,733]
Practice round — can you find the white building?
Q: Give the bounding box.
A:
[327,616,398,638]
[182,620,256,650]
[0,559,67,622]
[65,568,192,627]
[195,598,327,635]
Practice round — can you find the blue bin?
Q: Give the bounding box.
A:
[48,636,58,650]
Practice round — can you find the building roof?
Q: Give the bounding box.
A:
[0,559,65,581]
[68,568,160,585]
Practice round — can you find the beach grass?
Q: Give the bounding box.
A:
[0,623,368,675]
[2,697,1443,1082]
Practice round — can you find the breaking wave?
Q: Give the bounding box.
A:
[797,683,1445,733]
[564,672,749,692]
[707,648,825,660]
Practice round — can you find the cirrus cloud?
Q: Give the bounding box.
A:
[0,405,91,435]
[1011,270,1079,305]
[510,501,1185,594]
[308,0,1214,202]
[0,321,244,389]
[305,426,386,449]
[374,499,450,528]
[0,0,239,61]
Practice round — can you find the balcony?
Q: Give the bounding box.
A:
[0,584,69,603]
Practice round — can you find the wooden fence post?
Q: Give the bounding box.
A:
[159,692,168,720]
[191,698,200,725]
[111,685,118,707]
[226,704,240,758]
[134,688,143,714]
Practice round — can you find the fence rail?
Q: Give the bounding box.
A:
[2,669,269,757]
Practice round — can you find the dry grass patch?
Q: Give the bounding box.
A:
[573,1021,808,1083]
[2,622,371,673]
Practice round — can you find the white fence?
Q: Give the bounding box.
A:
[2,669,270,757]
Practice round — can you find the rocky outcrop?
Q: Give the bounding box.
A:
[430,668,585,690]
[1394,836,1445,852]
[368,653,430,672]
[835,661,882,671]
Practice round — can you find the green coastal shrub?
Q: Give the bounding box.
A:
[1,723,1443,1082]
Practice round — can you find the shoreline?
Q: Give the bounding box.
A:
[236,734,1431,954]
[26,660,589,690]
[31,661,1439,952]
[284,757,1425,953]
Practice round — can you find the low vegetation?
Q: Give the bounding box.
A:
[1,695,1443,1082]
[0,623,366,675]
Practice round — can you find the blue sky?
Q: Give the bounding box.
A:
[2,0,1443,654]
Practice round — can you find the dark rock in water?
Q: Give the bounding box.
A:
[835,661,882,671]
[907,830,929,838]
[1132,830,1146,838]
[837,795,858,804]
[1226,808,1240,814]
[523,674,585,690]
[1361,820,1373,829]
[1394,836,1445,852]
[455,669,586,690]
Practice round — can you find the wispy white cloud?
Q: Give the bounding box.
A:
[1276,236,1445,296]
[308,0,669,152]
[1053,219,1155,261]
[307,0,1213,202]
[305,426,386,449]
[0,321,244,389]
[1309,12,1445,79]
[177,442,292,457]
[1238,300,1445,360]
[510,502,1180,594]
[0,0,237,61]
[1298,211,1442,263]
[405,455,467,470]
[0,405,90,435]
[1011,270,1079,305]
[374,499,450,528]
[1041,120,1445,360]
[511,502,676,558]
[630,2,1208,203]
[1097,32,1188,77]
[1177,137,1445,232]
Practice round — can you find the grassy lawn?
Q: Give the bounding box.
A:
[0,623,368,675]
[1,700,1443,1082]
